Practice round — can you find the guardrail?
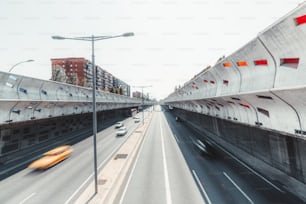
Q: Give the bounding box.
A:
[164,2,306,137]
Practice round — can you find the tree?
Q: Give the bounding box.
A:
[52,65,67,83]
[70,73,78,85]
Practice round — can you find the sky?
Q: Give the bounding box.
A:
[0,0,303,100]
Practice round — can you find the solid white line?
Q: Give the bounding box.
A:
[190,127,284,193]
[217,145,284,193]
[223,172,254,204]
[19,192,36,204]
[119,120,150,204]
[64,141,124,204]
[160,120,173,204]
[173,134,179,143]
[192,170,212,204]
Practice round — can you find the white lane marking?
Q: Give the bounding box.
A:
[223,172,254,204]
[217,145,284,193]
[119,118,150,204]
[173,134,179,143]
[19,192,36,204]
[64,141,124,204]
[192,170,212,204]
[160,120,173,204]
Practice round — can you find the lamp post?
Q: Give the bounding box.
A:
[52,32,134,195]
[8,59,34,72]
[133,85,152,125]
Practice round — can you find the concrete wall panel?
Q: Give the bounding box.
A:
[226,38,275,92]
[272,88,306,135]
[212,62,241,96]
[241,92,300,134]
[259,4,306,88]
[0,71,142,125]
[17,78,42,100]
[0,101,17,123]
[9,101,39,122]
[0,73,22,99]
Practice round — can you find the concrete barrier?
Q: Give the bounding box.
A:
[0,73,22,100]
[259,3,306,88]
[0,71,142,125]
[164,2,306,137]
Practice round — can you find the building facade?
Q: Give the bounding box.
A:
[51,57,130,96]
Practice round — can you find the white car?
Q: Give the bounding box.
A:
[133,116,141,123]
[116,127,127,136]
[115,122,124,128]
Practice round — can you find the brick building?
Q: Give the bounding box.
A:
[51,57,130,96]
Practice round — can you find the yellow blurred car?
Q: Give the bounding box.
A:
[28,145,73,170]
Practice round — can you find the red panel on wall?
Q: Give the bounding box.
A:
[280,58,299,69]
[254,59,268,66]
[295,14,306,25]
[237,61,248,66]
[223,62,231,67]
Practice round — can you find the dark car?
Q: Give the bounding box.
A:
[193,139,214,157]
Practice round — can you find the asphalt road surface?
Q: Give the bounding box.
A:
[0,106,304,204]
[162,109,304,204]
[119,108,204,204]
[120,106,304,204]
[0,112,147,204]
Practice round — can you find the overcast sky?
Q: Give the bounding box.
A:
[0,0,302,100]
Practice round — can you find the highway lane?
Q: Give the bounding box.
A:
[163,111,305,204]
[119,107,204,204]
[0,111,148,204]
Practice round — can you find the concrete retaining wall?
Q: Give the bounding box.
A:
[170,107,306,200]
[0,108,134,180]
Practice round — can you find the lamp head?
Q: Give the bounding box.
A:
[122,32,134,37]
[52,35,66,40]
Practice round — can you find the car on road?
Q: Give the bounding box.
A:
[133,116,141,123]
[193,139,214,157]
[116,126,128,136]
[115,121,124,128]
[28,145,73,170]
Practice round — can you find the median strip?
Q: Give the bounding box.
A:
[75,113,152,204]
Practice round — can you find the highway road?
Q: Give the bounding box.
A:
[0,111,147,204]
[120,106,304,204]
[119,107,204,204]
[1,106,304,204]
[162,109,304,204]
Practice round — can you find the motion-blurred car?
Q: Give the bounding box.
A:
[116,126,128,136]
[193,139,214,157]
[115,121,124,128]
[28,145,73,170]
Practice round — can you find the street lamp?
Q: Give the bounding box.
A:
[52,32,134,195]
[8,59,34,73]
[133,85,152,125]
